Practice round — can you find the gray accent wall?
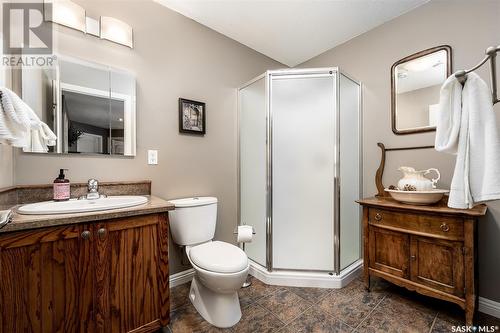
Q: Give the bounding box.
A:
[299,0,500,302]
[12,0,283,274]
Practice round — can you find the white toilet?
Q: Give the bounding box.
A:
[168,197,249,328]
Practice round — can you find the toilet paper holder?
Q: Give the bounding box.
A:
[234,225,255,288]
[233,225,256,236]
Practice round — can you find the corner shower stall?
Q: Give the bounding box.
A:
[238,68,362,287]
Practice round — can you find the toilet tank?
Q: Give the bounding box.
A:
[168,197,218,246]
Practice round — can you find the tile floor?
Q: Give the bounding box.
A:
[168,275,500,333]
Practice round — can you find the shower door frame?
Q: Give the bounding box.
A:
[237,68,363,276]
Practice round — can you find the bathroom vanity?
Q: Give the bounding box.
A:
[0,181,173,333]
[358,197,487,326]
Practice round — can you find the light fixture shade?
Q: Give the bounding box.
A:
[44,0,86,32]
[86,16,100,37]
[100,16,133,48]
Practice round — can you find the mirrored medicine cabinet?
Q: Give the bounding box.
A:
[21,56,136,156]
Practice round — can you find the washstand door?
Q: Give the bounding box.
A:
[368,226,410,278]
[409,236,465,297]
[0,224,95,333]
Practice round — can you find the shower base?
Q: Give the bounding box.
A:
[248,259,363,289]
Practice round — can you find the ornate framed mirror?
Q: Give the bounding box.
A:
[391,45,452,135]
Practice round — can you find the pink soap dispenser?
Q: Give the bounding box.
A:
[53,169,70,201]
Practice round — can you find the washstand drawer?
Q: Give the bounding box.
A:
[368,209,463,240]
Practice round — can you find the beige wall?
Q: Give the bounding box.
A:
[0,146,14,188]
[0,43,14,188]
[13,0,282,273]
[300,0,500,301]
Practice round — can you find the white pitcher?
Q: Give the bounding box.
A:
[397,166,440,191]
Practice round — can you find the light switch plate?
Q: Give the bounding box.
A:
[148,150,158,165]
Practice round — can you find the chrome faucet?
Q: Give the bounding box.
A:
[87,179,100,199]
[79,179,106,200]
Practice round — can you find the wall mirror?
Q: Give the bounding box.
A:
[391,45,452,135]
[21,56,136,156]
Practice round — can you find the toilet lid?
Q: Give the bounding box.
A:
[189,241,248,273]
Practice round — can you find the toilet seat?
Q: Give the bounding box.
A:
[189,241,248,273]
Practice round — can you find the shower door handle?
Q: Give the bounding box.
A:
[334,177,340,194]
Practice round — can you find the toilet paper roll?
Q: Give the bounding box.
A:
[237,225,253,243]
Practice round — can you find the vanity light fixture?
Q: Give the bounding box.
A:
[43,0,134,49]
[100,16,134,48]
[85,17,100,37]
[44,0,86,33]
[397,70,408,79]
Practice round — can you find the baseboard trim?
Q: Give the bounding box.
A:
[249,259,363,288]
[169,268,195,288]
[479,297,500,319]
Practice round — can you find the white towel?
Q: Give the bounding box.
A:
[0,87,57,152]
[435,72,500,208]
[0,88,31,147]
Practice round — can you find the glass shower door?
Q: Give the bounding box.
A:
[239,77,267,266]
[339,74,362,270]
[271,73,336,271]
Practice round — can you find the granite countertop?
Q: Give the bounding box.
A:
[1,195,175,233]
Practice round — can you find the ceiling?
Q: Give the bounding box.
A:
[63,91,125,130]
[156,0,429,67]
[396,50,448,93]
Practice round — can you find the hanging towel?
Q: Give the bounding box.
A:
[435,72,500,208]
[0,88,31,147]
[0,87,57,152]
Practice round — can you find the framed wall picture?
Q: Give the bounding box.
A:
[178,98,206,135]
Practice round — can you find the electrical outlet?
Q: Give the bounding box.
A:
[148,150,158,165]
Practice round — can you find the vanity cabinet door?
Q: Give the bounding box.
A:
[94,213,169,333]
[409,236,465,297]
[369,226,410,278]
[0,224,94,333]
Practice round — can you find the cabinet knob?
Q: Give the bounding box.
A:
[411,255,416,260]
[97,228,106,239]
[440,223,450,232]
[81,230,91,240]
[374,213,382,222]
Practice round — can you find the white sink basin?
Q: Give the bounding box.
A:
[18,196,148,215]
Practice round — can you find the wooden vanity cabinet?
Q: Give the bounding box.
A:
[95,214,169,333]
[0,223,94,333]
[359,197,486,326]
[0,213,169,333]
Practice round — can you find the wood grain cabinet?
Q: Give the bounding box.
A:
[0,213,169,333]
[358,197,487,326]
[369,226,410,278]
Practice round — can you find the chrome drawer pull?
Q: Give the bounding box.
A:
[374,213,382,221]
[440,223,450,232]
[81,230,91,240]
